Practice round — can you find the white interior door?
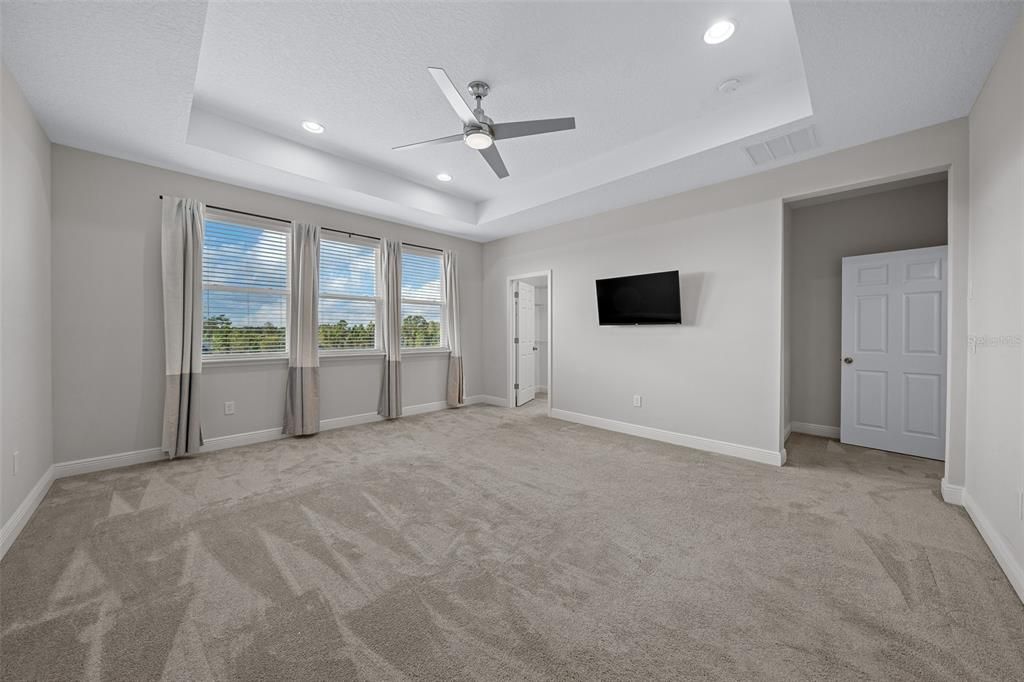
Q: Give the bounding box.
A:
[840,246,947,459]
[515,281,537,406]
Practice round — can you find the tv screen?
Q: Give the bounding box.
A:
[596,270,681,325]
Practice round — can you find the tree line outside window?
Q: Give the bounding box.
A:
[200,218,443,358]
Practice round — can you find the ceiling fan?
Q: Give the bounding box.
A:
[393,67,576,179]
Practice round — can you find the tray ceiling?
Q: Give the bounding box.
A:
[3,1,1019,241]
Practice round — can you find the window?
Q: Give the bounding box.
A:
[401,247,445,349]
[319,236,381,352]
[202,212,289,358]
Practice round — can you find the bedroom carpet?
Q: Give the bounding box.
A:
[2,401,1022,681]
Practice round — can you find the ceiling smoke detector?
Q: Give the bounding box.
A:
[718,78,741,94]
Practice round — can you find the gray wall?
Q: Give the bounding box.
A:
[481,119,971,469]
[483,198,785,455]
[787,179,948,429]
[1,64,53,526]
[50,146,483,463]
[965,15,1023,589]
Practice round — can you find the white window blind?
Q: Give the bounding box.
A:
[202,213,289,358]
[319,236,381,351]
[400,247,445,349]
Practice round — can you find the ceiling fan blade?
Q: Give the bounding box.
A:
[392,134,463,151]
[492,117,576,140]
[427,67,479,128]
[479,144,509,179]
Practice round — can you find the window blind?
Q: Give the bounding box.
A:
[400,249,444,348]
[202,219,289,357]
[319,237,380,351]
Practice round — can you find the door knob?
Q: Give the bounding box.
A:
[843,357,853,365]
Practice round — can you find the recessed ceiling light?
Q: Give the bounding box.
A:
[436,173,453,182]
[301,120,325,134]
[703,20,735,45]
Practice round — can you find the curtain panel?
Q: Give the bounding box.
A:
[284,222,321,435]
[160,196,205,458]
[378,238,403,418]
[443,251,464,407]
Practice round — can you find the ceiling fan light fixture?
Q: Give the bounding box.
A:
[464,129,493,150]
[703,20,735,44]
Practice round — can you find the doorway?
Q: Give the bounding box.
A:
[785,173,950,460]
[506,271,552,414]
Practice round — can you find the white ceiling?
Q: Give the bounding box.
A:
[3,1,1020,242]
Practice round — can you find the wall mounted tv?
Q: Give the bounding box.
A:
[596,270,681,325]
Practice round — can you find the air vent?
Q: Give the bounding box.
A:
[744,126,818,166]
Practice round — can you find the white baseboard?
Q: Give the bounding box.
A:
[52,399,463,482]
[466,394,507,407]
[404,400,449,416]
[790,421,841,439]
[940,478,964,505]
[201,427,286,453]
[54,447,164,478]
[203,400,453,452]
[0,465,54,560]
[962,488,1024,605]
[550,409,784,467]
[320,411,382,431]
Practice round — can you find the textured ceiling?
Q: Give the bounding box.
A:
[2,1,1021,241]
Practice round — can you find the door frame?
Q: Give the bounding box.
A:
[506,270,552,416]
[782,167,961,469]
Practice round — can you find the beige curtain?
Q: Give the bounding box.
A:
[284,222,320,435]
[443,250,464,407]
[378,239,403,418]
[160,196,204,458]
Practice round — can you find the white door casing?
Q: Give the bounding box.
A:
[840,246,947,460]
[515,281,537,406]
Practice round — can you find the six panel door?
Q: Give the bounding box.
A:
[840,246,947,460]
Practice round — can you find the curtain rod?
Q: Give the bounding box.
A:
[158,195,443,252]
[323,227,442,253]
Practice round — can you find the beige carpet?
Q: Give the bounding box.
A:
[2,401,1022,680]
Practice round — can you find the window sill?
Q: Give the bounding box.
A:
[402,347,451,356]
[203,354,288,367]
[320,350,386,360]
[201,349,449,365]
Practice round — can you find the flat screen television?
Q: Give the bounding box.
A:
[596,270,681,325]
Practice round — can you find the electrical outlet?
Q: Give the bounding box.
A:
[12,450,19,476]
[632,395,642,408]
[224,401,235,415]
